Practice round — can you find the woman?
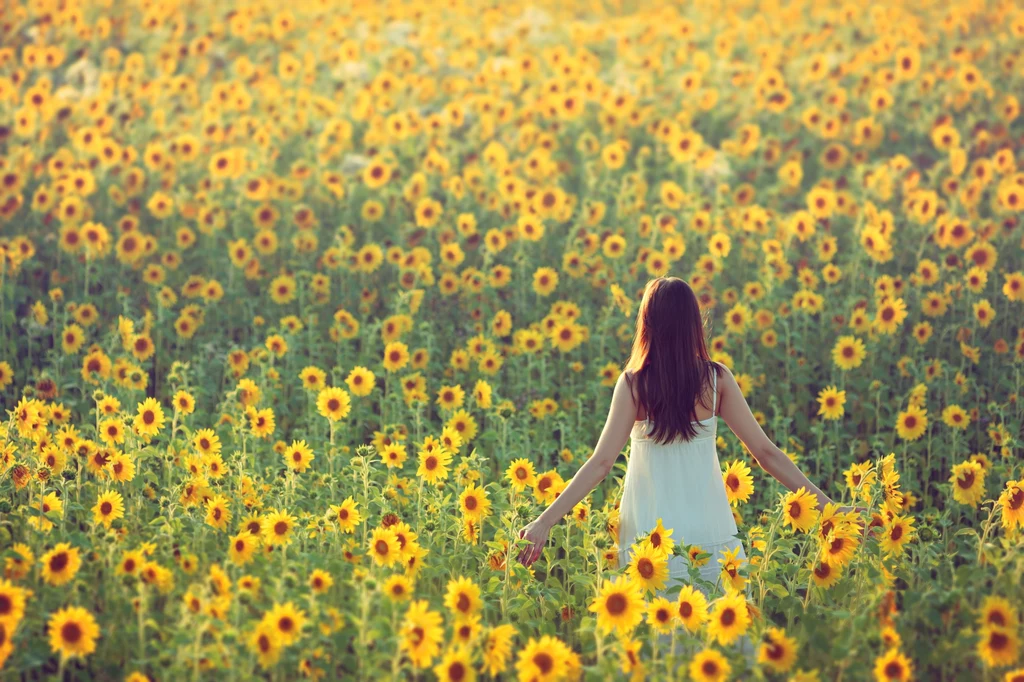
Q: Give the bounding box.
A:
[517,277,852,594]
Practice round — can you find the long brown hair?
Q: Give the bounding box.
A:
[624,277,718,443]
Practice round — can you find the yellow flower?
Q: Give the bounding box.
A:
[41,543,82,586]
[707,591,751,645]
[675,584,709,632]
[625,541,668,594]
[316,387,351,421]
[444,576,482,618]
[92,490,125,529]
[689,647,731,682]
[782,487,820,533]
[47,606,100,659]
[873,648,914,681]
[832,335,867,370]
[816,386,846,420]
[133,397,166,438]
[895,405,928,441]
[722,460,754,504]
[589,575,645,635]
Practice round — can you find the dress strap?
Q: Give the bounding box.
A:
[711,363,717,416]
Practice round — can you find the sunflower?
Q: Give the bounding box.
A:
[674,584,709,632]
[999,480,1024,531]
[249,622,282,669]
[640,596,674,633]
[41,543,81,586]
[515,635,571,682]
[941,404,970,430]
[345,366,376,396]
[262,510,297,547]
[0,579,29,628]
[444,576,482,618]
[47,606,99,659]
[589,575,645,635]
[821,526,859,568]
[283,439,315,473]
[880,514,916,556]
[832,335,867,370]
[626,541,669,593]
[379,443,407,469]
[205,494,232,531]
[308,569,333,595]
[950,461,986,507]
[432,646,475,682]
[722,460,754,504]
[458,485,491,522]
[874,297,908,334]
[316,387,351,421]
[92,490,125,529]
[417,447,452,484]
[689,648,731,682]
[98,418,126,446]
[328,497,362,533]
[133,397,166,438]
[644,518,676,556]
[383,342,410,373]
[400,600,445,669]
[299,366,327,392]
[193,429,222,457]
[707,591,751,645]
[782,487,820,533]
[261,602,306,646]
[172,390,195,415]
[757,626,798,673]
[873,648,913,681]
[978,596,1019,632]
[895,405,928,441]
[367,527,400,567]
[506,458,537,492]
[718,545,746,592]
[816,386,846,420]
[382,574,414,603]
[229,531,258,566]
[482,624,517,676]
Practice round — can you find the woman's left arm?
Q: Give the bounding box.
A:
[517,371,637,567]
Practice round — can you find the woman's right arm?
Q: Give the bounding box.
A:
[715,363,834,510]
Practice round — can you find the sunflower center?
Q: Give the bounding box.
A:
[50,552,69,572]
[100,501,113,515]
[958,472,975,488]
[788,502,802,519]
[890,525,903,541]
[702,660,718,675]
[533,652,553,673]
[720,608,736,626]
[61,622,83,644]
[679,601,693,618]
[1009,488,1024,510]
[274,521,288,535]
[637,558,655,579]
[606,593,628,616]
[375,540,389,555]
[456,594,471,612]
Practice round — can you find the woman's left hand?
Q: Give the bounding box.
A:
[517,518,552,567]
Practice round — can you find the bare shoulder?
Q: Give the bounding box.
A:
[710,361,734,380]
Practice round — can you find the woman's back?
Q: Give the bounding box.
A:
[617,364,739,578]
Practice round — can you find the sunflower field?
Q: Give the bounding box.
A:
[1,0,1024,680]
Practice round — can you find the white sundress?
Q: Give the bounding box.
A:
[617,365,746,597]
